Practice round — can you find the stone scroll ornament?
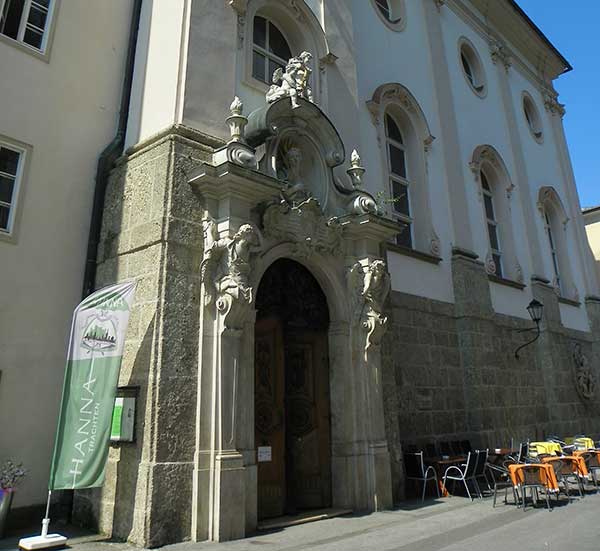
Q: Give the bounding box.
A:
[200,217,261,325]
[572,342,597,402]
[266,51,314,109]
[348,260,391,361]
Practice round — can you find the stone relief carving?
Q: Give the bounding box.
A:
[489,38,513,71]
[201,216,261,322]
[348,260,391,360]
[543,91,566,117]
[266,51,314,109]
[263,197,343,259]
[430,231,441,257]
[572,343,597,402]
[484,252,497,276]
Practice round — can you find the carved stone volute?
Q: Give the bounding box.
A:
[348,260,391,360]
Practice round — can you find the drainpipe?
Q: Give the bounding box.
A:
[81,0,143,298]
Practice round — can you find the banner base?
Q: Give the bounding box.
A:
[18,534,67,550]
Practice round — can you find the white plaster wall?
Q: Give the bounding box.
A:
[125,0,187,149]
[0,1,133,507]
[490,284,532,321]
[586,218,600,263]
[352,0,455,304]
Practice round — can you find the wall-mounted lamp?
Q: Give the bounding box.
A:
[514,299,544,359]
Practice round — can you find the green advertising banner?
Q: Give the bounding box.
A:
[49,281,136,490]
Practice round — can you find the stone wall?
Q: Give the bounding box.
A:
[73,126,222,546]
[382,252,600,503]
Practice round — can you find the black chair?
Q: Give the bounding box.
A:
[474,449,491,494]
[450,441,462,455]
[425,443,438,458]
[487,463,518,507]
[404,443,418,453]
[439,442,452,456]
[443,452,479,500]
[460,440,472,454]
[404,452,441,502]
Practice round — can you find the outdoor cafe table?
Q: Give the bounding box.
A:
[530,441,563,456]
[488,448,518,465]
[508,463,560,492]
[542,455,589,478]
[566,437,595,449]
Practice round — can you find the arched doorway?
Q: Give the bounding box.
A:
[254,258,332,520]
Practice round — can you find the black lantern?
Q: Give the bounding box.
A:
[526,299,544,324]
[515,299,544,359]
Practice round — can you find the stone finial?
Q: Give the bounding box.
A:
[230,96,243,116]
[226,96,248,143]
[347,149,366,189]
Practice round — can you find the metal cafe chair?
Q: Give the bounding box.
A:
[520,465,551,511]
[558,459,584,498]
[508,441,529,463]
[460,440,473,454]
[443,452,480,501]
[583,452,600,492]
[486,463,518,507]
[474,449,491,494]
[404,452,440,502]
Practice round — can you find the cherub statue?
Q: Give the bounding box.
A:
[266,51,314,109]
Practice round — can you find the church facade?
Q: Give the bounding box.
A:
[2,0,600,547]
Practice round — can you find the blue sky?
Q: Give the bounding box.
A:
[517,1,599,208]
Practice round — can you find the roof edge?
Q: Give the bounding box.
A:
[508,0,573,74]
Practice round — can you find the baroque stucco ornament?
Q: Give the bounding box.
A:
[201,218,261,324]
[266,51,314,109]
[348,260,391,360]
[572,343,597,402]
[263,197,343,259]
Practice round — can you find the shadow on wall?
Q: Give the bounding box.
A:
[112,312,155,542]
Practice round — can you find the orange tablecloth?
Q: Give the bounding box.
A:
[508,463,560,492]
[541,455,589,478]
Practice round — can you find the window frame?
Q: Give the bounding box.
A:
[370,0,406,31]
[458,37,487,98]
[0,0,58,60]
[251,15,293,86]
[385,112,413,248]
[0,136,30,243]
[481,171,503,278]
[522,91,544,144]
[544,211,562,293]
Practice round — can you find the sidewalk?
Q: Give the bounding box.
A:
[2,493,600,551]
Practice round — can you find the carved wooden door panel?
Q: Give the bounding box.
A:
[255,317,286,520]
[284,331,331,512]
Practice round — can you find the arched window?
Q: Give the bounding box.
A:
[470,145,520,282]
[537,186,576,299]
[481,171,503,278]
[385,113,412,248]
[368,83,437,256]
[252,16,292,84]
[544,211,561,291]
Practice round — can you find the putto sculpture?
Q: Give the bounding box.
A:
[266,51,314,109]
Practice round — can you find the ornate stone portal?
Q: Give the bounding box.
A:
[187,54,399,542]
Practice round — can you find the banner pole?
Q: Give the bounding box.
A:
[41,491,52,537]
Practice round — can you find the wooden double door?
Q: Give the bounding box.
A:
[255,317,332,520]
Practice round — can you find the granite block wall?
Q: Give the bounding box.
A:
[381,253,600,503]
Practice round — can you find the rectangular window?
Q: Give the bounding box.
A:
[0,142,25,235]
[0,0,53,52]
